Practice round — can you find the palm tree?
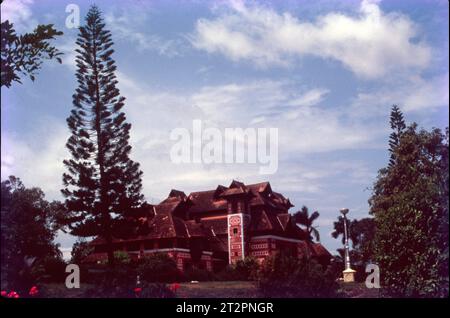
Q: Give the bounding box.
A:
[293,206,320,242]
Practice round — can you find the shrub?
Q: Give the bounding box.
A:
[258,253,339,298]
[114,251,131,265]
[137,253,182,283]
[233,257,259,280]
[84,266,137,298]
[183,266,214,282]
[215,266,239,281]
[30,256,67,283]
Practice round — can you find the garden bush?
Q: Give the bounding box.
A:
[258,253,339,298]
[183,266,214,281]
[137,253,183,283]
[215,257,259,281]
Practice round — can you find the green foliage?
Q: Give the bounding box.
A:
[137,253,182,283]
[1,20,63,87]
[332,216,376,266]
[257,253,339,298]
[293,205,321,242]
[30,256,67,283]
[114,251,131,265]
[232,257,259,281]
[183,266,215,282]
[388,104,406,168]
[61,5,145,266]
[214,257,259,281]
[1,176,64,292]
[370,106,449,297]
[70,239,94,264]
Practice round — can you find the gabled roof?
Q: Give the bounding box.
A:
[142,201,188,239]
[188,190,228,214]
[185,181,293,215]
[200,217,228,235]
[277,213,291,231]
[309,242,333,258]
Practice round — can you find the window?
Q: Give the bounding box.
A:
[233,228,238,235]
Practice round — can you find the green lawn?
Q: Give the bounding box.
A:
[40,281,379,298]
[177,281,258,298]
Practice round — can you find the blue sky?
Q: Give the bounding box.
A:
[1,0,449,258]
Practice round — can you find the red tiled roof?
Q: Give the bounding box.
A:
[309,242,333,258]
[142,201,188,239]
[251,210,273,231]
[188,190,228,214]
[277,213,291,231]
[200,217,228,235]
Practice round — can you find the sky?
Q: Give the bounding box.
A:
[1,0,449,260]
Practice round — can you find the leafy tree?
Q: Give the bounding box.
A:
[1,20,63,88]
[369,106,449,297]
[293,205,321,242]
[257,252,339,297]
[137,253,182,283]
[1,176,64,292]
[70,239,94,264]
[61,6,145,267]
[332,216,375,265]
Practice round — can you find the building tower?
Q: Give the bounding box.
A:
[220,180,253,264]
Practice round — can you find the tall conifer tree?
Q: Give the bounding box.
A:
[388,105,406,168]
[62,6,144,266]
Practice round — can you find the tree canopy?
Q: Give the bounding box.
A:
[369,105,449,297]
[293,206,321,242]
[1,176,65,291]
[1,20,63,88]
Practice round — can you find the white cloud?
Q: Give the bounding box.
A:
[0,0,36,32]
[190,0,431,78]
[104,9,184,57]
[1,118,69,200]
[108,72,380,201]
[352,72,449,115]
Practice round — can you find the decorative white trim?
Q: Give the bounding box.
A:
[251,235,305,244]
[240,213,245,260]
[227,214,231,264]
[227,213,245,264]
[129,248,213,255]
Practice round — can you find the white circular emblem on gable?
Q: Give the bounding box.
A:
[229,216,241,225]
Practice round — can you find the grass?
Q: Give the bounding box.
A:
[177,281,258,298]
[338,282,381,298]
[40,283,94,298]
[39,281,380,298]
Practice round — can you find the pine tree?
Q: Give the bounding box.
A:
[388,105,406,168]
[62,6,144,266]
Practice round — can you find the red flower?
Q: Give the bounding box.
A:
[170,283,180,292]
[7,291,19,298]
[1,290,7,297]
[29,286,39,297]
[134,287,142,293]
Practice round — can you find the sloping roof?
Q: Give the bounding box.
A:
[188,190,228,214]
[277,213,291,231]
[200,217,228,235]
[186,181,292,215]
[251,210,273,232]
[142,201,188,239]
[309,242,333,258]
